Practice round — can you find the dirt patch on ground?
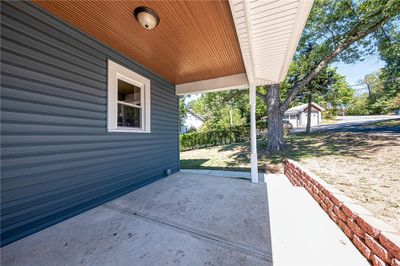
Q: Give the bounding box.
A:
[181,132,400,230]
[298,133,400,231]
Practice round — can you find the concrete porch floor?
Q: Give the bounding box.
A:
[1,171,368,265]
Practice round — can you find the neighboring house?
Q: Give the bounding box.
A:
[181,110,205,133]
[284,102,325,128]
[0,1,312,246]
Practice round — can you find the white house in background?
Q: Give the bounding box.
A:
[181,110,205,133]
[284,102,324,128]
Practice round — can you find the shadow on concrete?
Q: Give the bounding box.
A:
[1,172,274,265]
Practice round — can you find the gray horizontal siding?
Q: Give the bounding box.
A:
[0,1,180,246]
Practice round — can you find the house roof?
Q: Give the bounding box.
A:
[34,0,313,94]
[187,110,205,122]
[285,102,325,115]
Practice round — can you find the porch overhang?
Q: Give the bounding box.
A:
[177,0,314,94]
[34,0,313,93]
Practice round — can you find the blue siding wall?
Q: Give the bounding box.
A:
[0,1,180,246]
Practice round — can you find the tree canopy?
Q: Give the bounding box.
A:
[181,0,399,153]
[259,0,399,152]
[278,0,399,111]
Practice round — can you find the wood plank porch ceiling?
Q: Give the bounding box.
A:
[33,0,246,85]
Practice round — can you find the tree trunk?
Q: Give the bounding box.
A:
[267,84,285,153]
[305,94,312,134]
[366,83,372,99]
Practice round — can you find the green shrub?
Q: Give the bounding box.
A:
[180,126,251,151]
[322,109,336,120]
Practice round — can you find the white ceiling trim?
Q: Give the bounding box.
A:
[229,0,314,84]
[175,73,276,95]
[176,73,249,95]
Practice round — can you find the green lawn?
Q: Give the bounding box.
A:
[180,132,400,230]
[180,132,384,171]
[370,118,400,127]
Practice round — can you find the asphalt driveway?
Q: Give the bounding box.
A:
[295,116,400,135]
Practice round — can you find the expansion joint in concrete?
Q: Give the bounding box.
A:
[103,203,273,263]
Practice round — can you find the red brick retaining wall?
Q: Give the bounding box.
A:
[284,159,400,266]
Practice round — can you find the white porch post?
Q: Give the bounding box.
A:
[249,83,258,183]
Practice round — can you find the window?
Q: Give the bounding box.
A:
[107,60,150,132]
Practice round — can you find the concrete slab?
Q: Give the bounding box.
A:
[181,169,251,179]
[266,174,369,266]
[181,169,266,182]
[107,172,271,255]
[1,171,369,266]
[1,205,268,266]
[1,172,272,266]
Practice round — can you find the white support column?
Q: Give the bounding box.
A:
[249,83,258,183]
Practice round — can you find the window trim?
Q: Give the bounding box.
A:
[107,60,151,133]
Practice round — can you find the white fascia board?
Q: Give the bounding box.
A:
[228,0,256,84]
[175,73,248,95]
[229,0,314,84]
[277,0,314,82]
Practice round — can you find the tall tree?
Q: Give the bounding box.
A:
[256,0,399,153]
[376,16,400,111]
[301,68,336,133]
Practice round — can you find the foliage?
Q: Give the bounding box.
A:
[297,0,399,68]
[282,65,355,116]
[377,17,400,98]
[322,109,336,120]
[322,76,355,114]
[184,0,399,152]
[280,0,400,106]
[388,93,400,111]
[298,0,399,116]
[257,0,399,152]
[179,96,187,128]
[188,89,266,131]
[350,68,399,115]
[347,94,370,115]
[357,17,400,114]
[179,126,250,151]
[366,71,393,114]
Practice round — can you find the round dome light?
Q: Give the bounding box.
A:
[134,6,160,30]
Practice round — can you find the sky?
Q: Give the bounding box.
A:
[333,54,385,95]
[333,55,385,85]
[185,54,386,104]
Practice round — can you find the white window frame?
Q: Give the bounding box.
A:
[107,59,151,133]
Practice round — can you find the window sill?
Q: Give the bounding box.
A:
[108,128,151,133]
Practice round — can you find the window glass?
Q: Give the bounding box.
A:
[118,104,141,128]
[118,79,141,106]
[117,79,142,128]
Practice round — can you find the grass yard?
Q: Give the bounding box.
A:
[180,132,400,230]
[370,119,400,127]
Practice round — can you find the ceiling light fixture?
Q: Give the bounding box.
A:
[134,6,160,30]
